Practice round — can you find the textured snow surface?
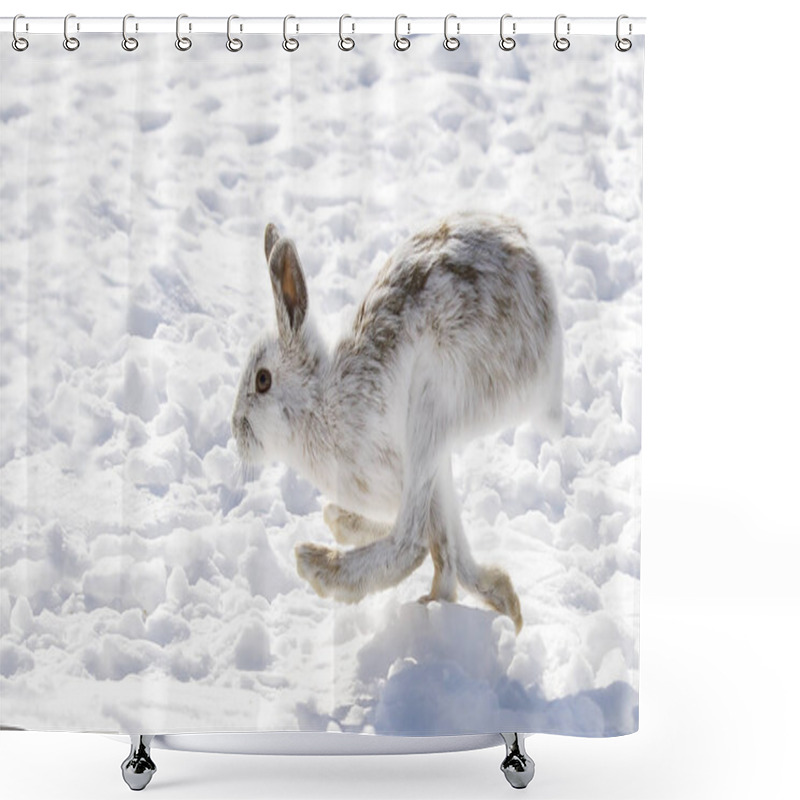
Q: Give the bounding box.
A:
[0,34,642,736]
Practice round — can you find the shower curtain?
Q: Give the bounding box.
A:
[0,27,643,738]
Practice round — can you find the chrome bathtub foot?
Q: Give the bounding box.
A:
[121,735,157,791]
[500,733,535,789]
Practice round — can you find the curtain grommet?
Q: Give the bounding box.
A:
[443,14,460,51]
[553,14,570,51]
[499,14,516,51]
[12,14,29,51]
[283,15,299,52]
[121,14,139,51]
[338,14,355,51]
[226,15,243,52]
[615,15,632,51]
[63,14,80,51]
[176,14,192,51]
[394,14,411,51]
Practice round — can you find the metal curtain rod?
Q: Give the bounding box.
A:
[0,16,646,36]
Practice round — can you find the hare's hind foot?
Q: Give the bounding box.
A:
[476,566,523,633]
[323,504,391,546]
[295,543,349,601]
[456,559,523,633]
[296,532,428,604]
[295,542,380,603]
[418,578,521,632]
[419,567,522,632]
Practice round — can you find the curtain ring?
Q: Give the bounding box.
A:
[615,15,632,52]
[553,14,570,51]
[63,13,80,51]
[443,13,460,51]
[394,14,410,51]
[176,14,192,51]
[226,15,243,51]
[499,14,515,51]
[338,14,355,51]
[12,14,29,51]
[121,14,138,51]
[283,15,299,52]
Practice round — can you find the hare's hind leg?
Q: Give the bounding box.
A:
[418,467,458,604]
[296,497,430,603]
[438,466,523,633]
[323,504,391,546]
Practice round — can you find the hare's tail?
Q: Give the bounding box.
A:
[531,322,564,439]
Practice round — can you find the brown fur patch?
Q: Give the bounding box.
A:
[295,543,340,597]
[430,538,447,575]
[264,223,280,262]
[281,262,298,307]
[412,221,451,251]
[268,239,309,336]
[477,566,523,633]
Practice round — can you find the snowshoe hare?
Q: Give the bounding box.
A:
[231,212,562,632]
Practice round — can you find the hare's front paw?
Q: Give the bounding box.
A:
[417,585,457,605]
[322,504,349,544]
[418,593,455,607]
[295,543,340,598]
[323,503,391,546]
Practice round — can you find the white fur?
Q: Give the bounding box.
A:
[231,212,563,632]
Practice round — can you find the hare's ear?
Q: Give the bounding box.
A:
[264,223,280,263]
[269,238,308,340]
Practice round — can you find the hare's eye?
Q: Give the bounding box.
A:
[255,368,272,394]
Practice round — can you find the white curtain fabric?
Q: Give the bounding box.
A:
[0,31,643,736]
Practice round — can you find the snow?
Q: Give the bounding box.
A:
[0,33,642,736]
[233,619,272,671]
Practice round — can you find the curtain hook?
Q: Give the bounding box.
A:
[176,13,192,51]
[283,15,299,52]
[226,15,243,51]
[12,14,29,51]
[394,14,410,51]
[282,14,300,53]
[122,14,139,51]
[499,14,516,51]
[338,14,355,51]
[443,13,460,51]
[63,13,80,51]
[615,15,632,51]
[553,14,570,51]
